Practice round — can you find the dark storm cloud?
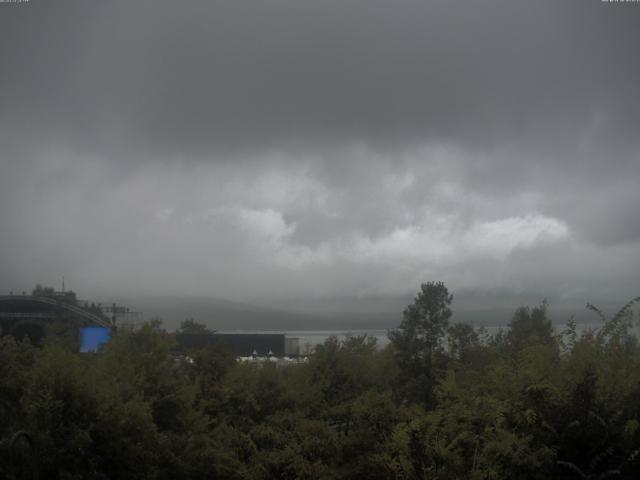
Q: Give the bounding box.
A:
[2,0,639,155]
[1,0,639,302]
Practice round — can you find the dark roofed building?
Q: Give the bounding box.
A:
[176,333,299,357]
[0,293,112,346]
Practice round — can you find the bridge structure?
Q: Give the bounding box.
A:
[0,294,113,345]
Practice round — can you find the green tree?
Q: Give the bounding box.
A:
[178,318,214,335]
[447,322,479,365]
[507,300,553,350]
[389,281,453,407]
[31,284,56,297]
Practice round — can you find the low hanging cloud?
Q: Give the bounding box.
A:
[0,147,592,301]
[1,1,639,303]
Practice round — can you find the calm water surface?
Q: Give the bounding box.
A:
[222,322,640,353]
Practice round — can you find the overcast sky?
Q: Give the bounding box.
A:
[1,0,639,305]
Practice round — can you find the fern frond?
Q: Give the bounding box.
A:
[586,303,607,323]
[557,460,586,478]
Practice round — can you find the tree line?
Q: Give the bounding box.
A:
[1,282,639,479]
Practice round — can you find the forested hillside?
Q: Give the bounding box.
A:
[1,283,639,479]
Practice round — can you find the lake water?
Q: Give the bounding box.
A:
[222,321,640,353]
[287,329,390,352]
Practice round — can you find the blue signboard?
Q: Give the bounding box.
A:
[80,327,111,353]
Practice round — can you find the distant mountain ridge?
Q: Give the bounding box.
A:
[96,293,622,332]
[100,295,399,331]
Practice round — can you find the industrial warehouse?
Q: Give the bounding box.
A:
[0,287,117,351]
[175,332,300,358]
[0,286,300,359]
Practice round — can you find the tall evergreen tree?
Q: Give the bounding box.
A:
[388,281,453,407]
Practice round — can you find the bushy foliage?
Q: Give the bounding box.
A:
[1,288,639,479]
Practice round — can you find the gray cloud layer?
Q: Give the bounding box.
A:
[1,1,639,303]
